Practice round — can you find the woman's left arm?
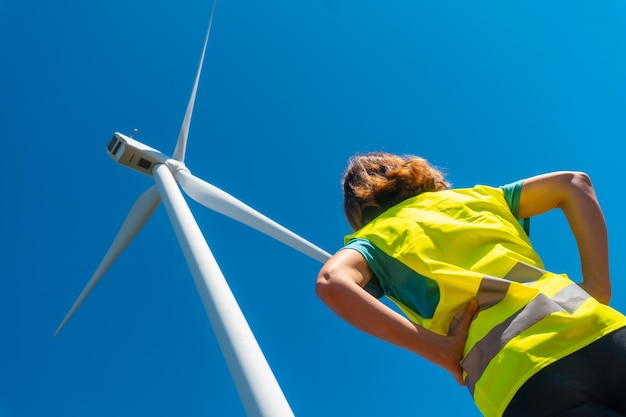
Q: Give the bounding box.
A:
[316,248,477,385]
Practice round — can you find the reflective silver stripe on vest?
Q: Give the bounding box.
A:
[552,283,589,314]
[476,276,511,309]
[503,262,546,283]
[462,283,590,395]
[474,260,546,310]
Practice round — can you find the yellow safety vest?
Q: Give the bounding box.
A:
[346,185,626,417]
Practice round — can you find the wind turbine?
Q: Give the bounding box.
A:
[54,2,331,416]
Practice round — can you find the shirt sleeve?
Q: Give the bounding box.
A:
[341,239,385,298]
[341,238,440,319]
[500,180,530,236]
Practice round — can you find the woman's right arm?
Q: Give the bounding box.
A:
[517,171,611,304]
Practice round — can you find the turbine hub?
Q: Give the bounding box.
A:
[165,158,189,175]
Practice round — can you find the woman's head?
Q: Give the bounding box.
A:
[342,152,449,230]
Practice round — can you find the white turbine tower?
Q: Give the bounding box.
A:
[54,3,331,416]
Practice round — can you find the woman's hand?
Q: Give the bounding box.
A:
[437,300,479,385]
[578,281,611,305]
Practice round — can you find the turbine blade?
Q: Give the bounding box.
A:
[54,185,162,337]
[172,0,218,162]
[175,169,331,263]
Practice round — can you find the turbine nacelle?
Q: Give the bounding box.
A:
[106,132,171,176]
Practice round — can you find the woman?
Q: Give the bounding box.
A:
[316,152,626,417]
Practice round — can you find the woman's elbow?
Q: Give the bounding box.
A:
[315,268,355,306]
[315,250,370,304]
[569,171,594,194]
[315,270,336,302]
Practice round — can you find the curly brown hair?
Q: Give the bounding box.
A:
[342,152,449,230]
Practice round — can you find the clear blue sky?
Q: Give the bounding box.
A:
[2,1,626,416]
